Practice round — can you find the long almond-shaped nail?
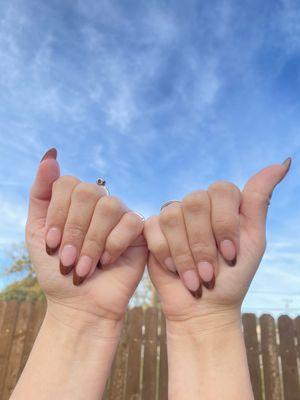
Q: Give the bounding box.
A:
[203,275,215,290]
[60,244,77,275]
[73,255,93,286]
[282,157,292,176]
[45,227,61,255]
[197,261,215,289]
[182,269,200,292]
[220,239,237,266]
[40,148,57,162]
[191,285,202,299]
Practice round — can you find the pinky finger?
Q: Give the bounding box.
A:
[143,216,176,274]
[102,211,144,265]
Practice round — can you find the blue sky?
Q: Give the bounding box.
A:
[0,0,300,314]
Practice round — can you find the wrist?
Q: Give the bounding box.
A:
[166,306,242,339]
[46,300,123,341]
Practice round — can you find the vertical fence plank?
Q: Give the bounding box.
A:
[2,302,32,400]
[260,314,281,400]
[158,311,168,400]
[0,301,7,332]
[142,307,158,400]
[294,316,300,358]
[108,313,129,400]
[19,301,46,376]
[278,315,300,400]
[0,301,20,398]
[125,307,143,400]
[242,313,262,400]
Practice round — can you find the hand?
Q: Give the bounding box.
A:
[26,149,148,326]
[144,159,291,327]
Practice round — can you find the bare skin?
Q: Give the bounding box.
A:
[144,158,291,400]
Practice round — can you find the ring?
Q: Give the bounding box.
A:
[160,200,181,211]
[96,177,110,195]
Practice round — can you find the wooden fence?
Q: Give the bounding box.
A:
[0,301,300,400]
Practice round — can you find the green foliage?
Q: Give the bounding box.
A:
[0,243,44,301]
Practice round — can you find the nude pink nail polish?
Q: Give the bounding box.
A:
[75,256,93,277]
[197,261,214,282]
[182,270,200,292]
[60,244,77,266]
[45,227,61,255]
[220,240,237,266]
[165,257,176,273]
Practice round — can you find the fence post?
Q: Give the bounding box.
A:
[242,313,263,400]
[125,307,144,400]
[158,311,168,400]
[278,315,300,400]
[142,307,158,400]
[0,300,20,398]
[260,314,281,400]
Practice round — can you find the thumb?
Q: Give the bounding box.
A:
[27,148,60,226]
[241,157,291,231]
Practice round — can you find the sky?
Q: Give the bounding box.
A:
[0,0,300,315]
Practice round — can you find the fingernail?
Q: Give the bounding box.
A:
[165,257,177,273]
[191,285,202,299]
[197,261,214,282]
[73,273,85,286]
[220,240,237,266]
[60,244,77,275]
[45,227,61,255]
[282,157,292,176]
[40,148,57,162]
[73,255,93,286]
[100,251,111,265]
[182,270,200,292]
[203,274,215,290]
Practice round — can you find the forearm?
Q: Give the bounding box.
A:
[166,310,254,400]
[11,303,122,400]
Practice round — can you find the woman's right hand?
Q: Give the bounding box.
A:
[144,159,291,328]
[26,149,148,328]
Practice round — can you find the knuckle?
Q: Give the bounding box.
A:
[72,182,99,202]
[53,175,79,190]
[98,196,122,214]
[84,235,102,253]
[182,190,210,213]
[149,242,168,258]
[160,205,182,228]
[125,212,143,230]
[190,242,217,261]
[213,216,239,236]
[209,180,240,194]
[64,223,85,240]
[173,252,194,269]
[106,238,124,254]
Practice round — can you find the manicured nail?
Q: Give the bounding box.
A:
[73,255,93,286]
[220,240,237,266]
[100,251,111,265]
[282,157,292,177]
[197,261,214,282]
[40,148,57,162]
[165,257,177,273]
[60,244,77,275]
[203,274,215,290]
[45,227,61,255]
[182,270,200,292]
[191,285,202,299]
